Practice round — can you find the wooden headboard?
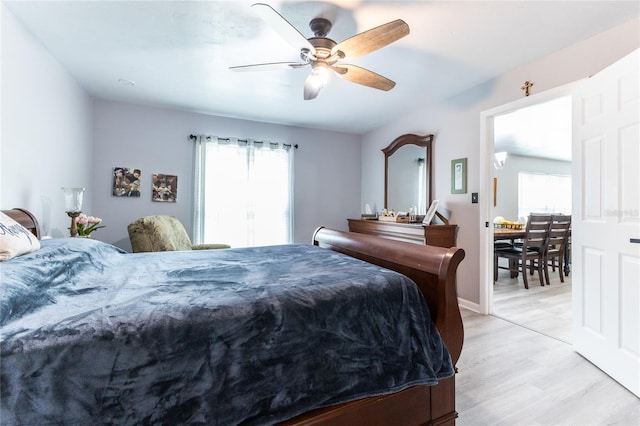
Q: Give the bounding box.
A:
[2,208,41,239]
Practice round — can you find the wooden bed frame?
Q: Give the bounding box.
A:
[2,209,465,426]
[3,208,41,239]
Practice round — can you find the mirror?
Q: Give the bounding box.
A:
[383,133,433,215]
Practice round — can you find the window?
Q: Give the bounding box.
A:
[518,172,571,220]
[193,136,293,248]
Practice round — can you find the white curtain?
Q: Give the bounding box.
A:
[517,172,571,220]
[193,136,294,248]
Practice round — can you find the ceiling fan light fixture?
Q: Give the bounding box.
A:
[232,4,410,99]
[494,151,508,169]
[310,62,331,87]
[304,63,331,100]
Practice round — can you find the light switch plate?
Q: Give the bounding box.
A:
[471,192,478,203]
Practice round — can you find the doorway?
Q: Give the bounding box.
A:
[480,49,639,398]
[492,96,572,342]
[478,83,578,341]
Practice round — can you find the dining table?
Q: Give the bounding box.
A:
[493,228,525,241]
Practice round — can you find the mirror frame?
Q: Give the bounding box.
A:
[383,133,434,212]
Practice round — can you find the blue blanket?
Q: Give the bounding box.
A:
[0,238,453,425]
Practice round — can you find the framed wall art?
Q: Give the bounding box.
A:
[112,167,141,197]
[451,158,467,194]
[152,173,178,202]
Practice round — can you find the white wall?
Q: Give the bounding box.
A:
[493,155,571,223]
[1,4,93,237]
[1,3,361,249]
[92,100,361,251]
[362,17,640,307]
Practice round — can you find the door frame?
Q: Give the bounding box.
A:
[478,82,581,315]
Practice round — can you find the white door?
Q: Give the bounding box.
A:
[572,49,640,398]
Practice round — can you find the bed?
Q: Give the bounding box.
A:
[0,208,465,425]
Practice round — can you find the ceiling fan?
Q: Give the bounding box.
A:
[229,3,410,100]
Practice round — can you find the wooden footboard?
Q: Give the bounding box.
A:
[292,226,466,426]
[312,227,465,365]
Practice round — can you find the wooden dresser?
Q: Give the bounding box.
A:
[347,219,458,248]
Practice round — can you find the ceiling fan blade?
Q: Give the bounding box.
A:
[252,3,316,55]
[335,64,396,91]
[229,62,308,72]
[332,19,409,59]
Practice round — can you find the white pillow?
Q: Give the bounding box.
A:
[0,212,41,261]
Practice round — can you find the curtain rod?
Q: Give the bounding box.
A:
[189,134,297,149]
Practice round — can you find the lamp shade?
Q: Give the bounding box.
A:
[493,152,508,170]
[62,187,85,213]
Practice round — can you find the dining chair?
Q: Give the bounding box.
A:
[494,214,553,289]
[493,239,517,281]
[543,214,572,285]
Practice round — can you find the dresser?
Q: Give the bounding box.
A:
[347,219,458,248]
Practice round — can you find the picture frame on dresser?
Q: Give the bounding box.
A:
[423,200,440,225]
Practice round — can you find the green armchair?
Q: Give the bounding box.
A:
[128,215,230,253]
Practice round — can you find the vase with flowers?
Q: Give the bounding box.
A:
[73,213,106,237]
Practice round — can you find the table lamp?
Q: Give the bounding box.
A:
[62,187,85,237]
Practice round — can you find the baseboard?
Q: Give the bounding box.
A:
[458,298,480,313]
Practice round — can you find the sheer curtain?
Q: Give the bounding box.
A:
[193,136,293,248]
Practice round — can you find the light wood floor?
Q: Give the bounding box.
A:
[492,262,572,343]
[459,260,640,423]
[456,309,640,425]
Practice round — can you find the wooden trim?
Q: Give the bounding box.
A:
[280,381,457,426]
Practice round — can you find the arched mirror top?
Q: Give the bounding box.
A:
[383,133,434,216]
[382,133,433,157]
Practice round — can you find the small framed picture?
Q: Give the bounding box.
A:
[152,173,178,202]
[112,167,141,197]
[423,200,440,225]
[451,158,467,194]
